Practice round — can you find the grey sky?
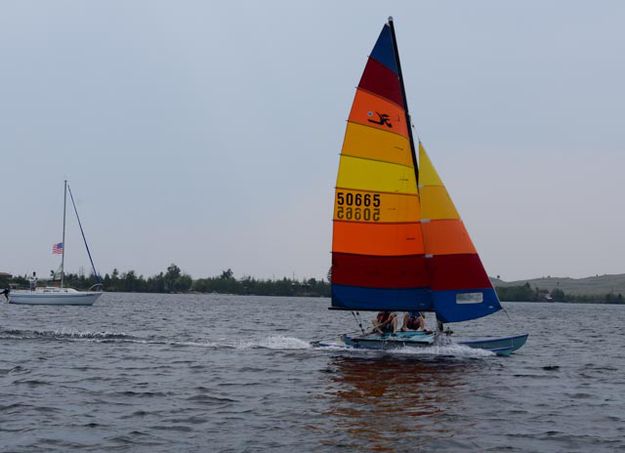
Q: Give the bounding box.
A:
[2,1,624,281]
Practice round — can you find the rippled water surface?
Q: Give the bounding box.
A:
[1,294,624,452]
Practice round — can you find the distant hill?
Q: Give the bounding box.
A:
[491,274,625,296]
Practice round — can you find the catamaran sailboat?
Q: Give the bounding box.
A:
[8,180,102,306]
[329,18,527,355]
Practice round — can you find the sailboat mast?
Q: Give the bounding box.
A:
[387,17,419,187]
[61,180,67,288]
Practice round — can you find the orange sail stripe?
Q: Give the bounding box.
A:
[333,221,424,256]
[348,89,408,139]
[421,219,476,255]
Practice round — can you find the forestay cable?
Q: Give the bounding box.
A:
[67,184,101,283]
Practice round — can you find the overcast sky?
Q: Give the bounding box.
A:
[1,1,624,281]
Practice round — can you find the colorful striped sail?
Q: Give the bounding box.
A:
[331,18,502,323]
[418,144,501,322]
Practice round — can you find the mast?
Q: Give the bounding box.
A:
[61,180,67,288]
[387,16,419,187]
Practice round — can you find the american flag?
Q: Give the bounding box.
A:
[52,242,64,255]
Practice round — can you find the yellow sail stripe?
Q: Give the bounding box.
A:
[418,143,459,220]
[337,155,418,195]
[417,143,443,186]
[341,122,413,167]
[419,186,459,220]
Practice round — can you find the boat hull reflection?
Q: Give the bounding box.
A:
[322,355,484,451]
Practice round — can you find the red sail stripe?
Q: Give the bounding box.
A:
[426,254,492,291]
[332,252,429,288]
[358,58,403,107]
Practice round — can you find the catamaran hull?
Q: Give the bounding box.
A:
[340,331,435,349]
[8,292,102,306]
[456,334,528,356]
[341,332,528,356]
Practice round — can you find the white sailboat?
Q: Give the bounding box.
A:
[8,180,102,306]
[9,286,101,306]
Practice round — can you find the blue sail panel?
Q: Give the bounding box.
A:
[431,288,502,323]
[369,25,398,75]
[332,284,432,311]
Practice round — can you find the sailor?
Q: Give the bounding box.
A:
[372,311,396,334]
[29,272,37,291]
[401,312,426,331]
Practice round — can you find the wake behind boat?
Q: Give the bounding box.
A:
[7,180,102,306]
[327,17,527,355]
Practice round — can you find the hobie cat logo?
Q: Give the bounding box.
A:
[367,111,392,128]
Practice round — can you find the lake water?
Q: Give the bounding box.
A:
[1,294,624,452]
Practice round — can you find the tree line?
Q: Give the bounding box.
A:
[1,267,623,303]
[494,282,624,304]
[1,264,330,297]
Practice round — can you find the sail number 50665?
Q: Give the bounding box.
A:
[337,192,380,207]
[336,191,381,222]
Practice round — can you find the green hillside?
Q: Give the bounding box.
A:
[491,274,625,296]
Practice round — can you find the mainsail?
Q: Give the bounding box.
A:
[331,18,501,323]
